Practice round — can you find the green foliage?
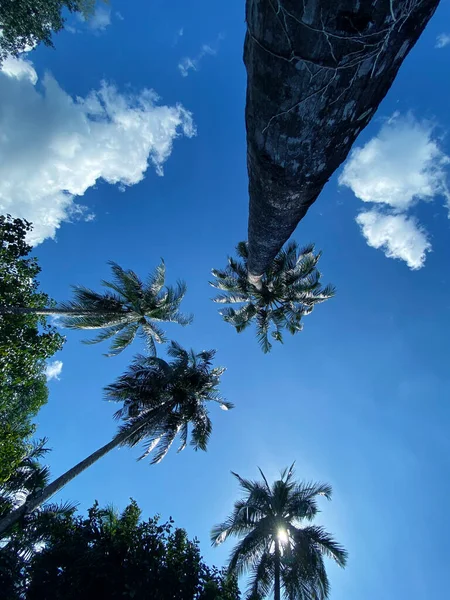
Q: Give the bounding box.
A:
[59,260,193,356]
[1,500,240,599]
[0,215,64,483]
[211,241,334,353]
[0,0,96,62]
[211,465,347,600]
[106,341,232,463]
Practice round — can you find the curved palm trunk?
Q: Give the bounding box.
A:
[274,538,281,600]
[245,0,440,277]
[0,423,143,538]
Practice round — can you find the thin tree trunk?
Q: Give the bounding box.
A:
[0,307,95,316]
[274,538,281,600]
[0,423,143,538]
[245,0,440,277]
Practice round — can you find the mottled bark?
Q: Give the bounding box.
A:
[245,0,440,276]
[0,423,142,538]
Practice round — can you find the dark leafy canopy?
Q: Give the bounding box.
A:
[106,341,233,464]
[0,216,64,483]
[0,0,95,62]
[211,465,347,600]
[211,241,334,353]
[0,500,241,600]
[60,260,193,356]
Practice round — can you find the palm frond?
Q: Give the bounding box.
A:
[295,525,348,568]
[104,322,141,357]
[190,407,212,451]
[145,260,166,296]
[246,550,274,600]
[212,240,333,352]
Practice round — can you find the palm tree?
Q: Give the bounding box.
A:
[0,439,74,544]
[211,465,347,600]
[211,241,334,353]
[0,342,231,537]
[0,261,192,356]
[243,0,439,280]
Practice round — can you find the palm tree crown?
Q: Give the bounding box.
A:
[211,465,347,600]
[105,341,233,464]
[211,242,334,353]
[60,261,192,356]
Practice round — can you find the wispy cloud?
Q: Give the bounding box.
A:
[71,4,120,34]
[435,33,450,49]
[0,56,196,245]
[86,5,111,31]
[178,35,224,77]
[172,27,184,47]
[45,360,63,381]
[340,113,449,269]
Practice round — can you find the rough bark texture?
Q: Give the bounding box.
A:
[245,0,440,276]
[0,426,136,538]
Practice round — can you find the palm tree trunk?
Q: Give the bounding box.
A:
[0,423,143,538]
[244,0,440,277]
[0,307,95,316]
[274,538,281,600]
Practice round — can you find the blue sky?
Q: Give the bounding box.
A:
[1,1,450,598]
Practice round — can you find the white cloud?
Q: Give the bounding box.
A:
[0,54,37,84]
[339,114,450,211]
[356,210,431,270]
[436,33,450,49]
[340,114,449,270]
[178,36,223,77]
[45,360,63,381]
[0,57,195,245]
[87,5,111,31]
[115,11,124,21]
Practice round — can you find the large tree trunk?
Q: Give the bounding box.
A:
[0,423,142,538]
[245,0,440,278]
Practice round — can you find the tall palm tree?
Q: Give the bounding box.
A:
[211,465,347,600]
[0,261,192,356]
[0,439,74,546]
[244,0,439,279]
[211,241,334,353]
[0,343,231,537]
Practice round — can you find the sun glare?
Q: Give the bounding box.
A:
[277,528,289,545]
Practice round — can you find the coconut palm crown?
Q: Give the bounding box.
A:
[211,465,347,600]
[105,341,233,464]
[210,242,334,353]
[60,261,192,356]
